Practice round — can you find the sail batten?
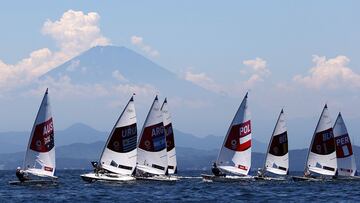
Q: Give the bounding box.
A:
[333,113,357,176]
[216,93,251,176]
[305,104,337,176]
[137,96,168,175]
[99,95,138,175]
[263,109,289,176]
[23,89,56,177]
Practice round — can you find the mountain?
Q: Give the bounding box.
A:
[0,123,107,154]
[0,123,266,154]
[174,129,266,152]
[2,140,358,172]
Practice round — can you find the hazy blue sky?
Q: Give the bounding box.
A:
[0,1,359,149]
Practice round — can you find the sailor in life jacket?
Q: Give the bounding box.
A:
[212,162,226,177]
[16,167,29,182]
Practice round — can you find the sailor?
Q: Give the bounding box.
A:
[16,167,29,182]
[212,162,226,177]
[91,161,102,174]
[257,168,265,177]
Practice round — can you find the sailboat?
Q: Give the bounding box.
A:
[9,88,57,185]
[255,109,289,180]
[333,112,359,179]
[292,104,337,181]
[80,95,138,182]
[161,98,177,175]
[202,92,253,181]
[136,95,177,181]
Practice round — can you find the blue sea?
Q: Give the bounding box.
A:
[1,170,359,202]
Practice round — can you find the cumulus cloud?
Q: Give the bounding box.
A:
[27,75,157,100]
[42,10,110,56]
[112,70,128,82]
[183,70,224,94]
[131,36,159,57]
[0,10,110,91]
[293,55,360,89]
[241,57,270,88]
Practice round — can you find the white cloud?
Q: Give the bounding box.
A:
[243,57,269,76]
[241,57,270,88]
[0,10,110,92]
[183,70,224,94]
[112,70,128,82]
[293,55,360,89]
[27,75,157,101]
[42,10,110,56]
[131,36,159,57]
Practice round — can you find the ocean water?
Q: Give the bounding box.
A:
[1,170,359,202]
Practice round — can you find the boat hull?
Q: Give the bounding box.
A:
[254,176,286,181]
[201,174,253,182]
[136,175,178,182]
[9,179,57,186]
[80,172,135,183]
[291,176,323,182]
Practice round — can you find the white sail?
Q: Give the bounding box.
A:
[217,93,251,176]
[99,95,137,175]
[161,98,177,174]
[137,96,168,175]
[333,113,357,176]
[305,104,337,176]
[264,109,289,175]
[23,89,56,178]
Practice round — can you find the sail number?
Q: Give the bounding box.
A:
[152,126,164,137]
[122,126,137,138]
[240,121,251,136]
[336,135,350,146]
[322,131,333,142]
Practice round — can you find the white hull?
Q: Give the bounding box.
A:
[80,172,135,183]
[291,176,331,182]
[201,174,253,182]
[9,179,57,186]
[333,175,360,180]
[254,176,287,181]
[136,175,178,182]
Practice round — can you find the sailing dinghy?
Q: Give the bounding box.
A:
[202,93,253,182]
[81,95,137,182]
[161,98,177,175]
[333,113,359,180]
[255,109,288,181]
[9,89,57,185]
[136,96,177,181]
[292,104,337,181]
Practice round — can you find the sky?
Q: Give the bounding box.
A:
[0,1,360,149]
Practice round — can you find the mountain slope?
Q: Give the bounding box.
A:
[2,140,358,172]
[0,123,266,154]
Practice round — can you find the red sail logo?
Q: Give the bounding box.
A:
[30,118,55,153]
[224,120,251,151]
[139,123,166,152]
